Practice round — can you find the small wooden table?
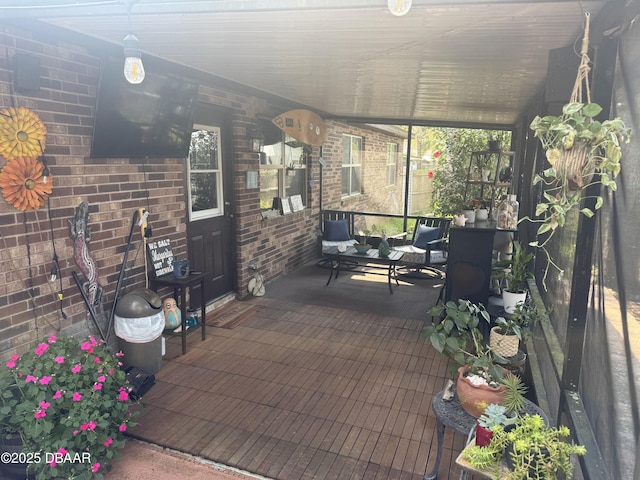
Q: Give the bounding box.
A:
[149,272,207,355]
[324,246,404,294]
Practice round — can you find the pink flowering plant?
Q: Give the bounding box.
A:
[0,334,140,479]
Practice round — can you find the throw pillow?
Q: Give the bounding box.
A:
[324,219,351,241]
[413,225,441,249]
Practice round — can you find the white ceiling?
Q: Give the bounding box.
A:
[4,0,609,127]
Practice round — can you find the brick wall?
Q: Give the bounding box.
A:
[0,24,316,359]
[0,24,407,360]
[320,121,405,222]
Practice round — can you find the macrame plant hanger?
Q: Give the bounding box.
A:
[562,11,595,191]
[571,11,592,107]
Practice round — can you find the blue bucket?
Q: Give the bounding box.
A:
[172,260,189,279]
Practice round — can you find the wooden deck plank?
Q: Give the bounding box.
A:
[130,263,468,479]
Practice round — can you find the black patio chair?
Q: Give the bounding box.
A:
[393,217,451,279]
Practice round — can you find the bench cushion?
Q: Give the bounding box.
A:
[324,219,351,241]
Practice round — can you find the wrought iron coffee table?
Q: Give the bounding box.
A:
[324,246,404,294]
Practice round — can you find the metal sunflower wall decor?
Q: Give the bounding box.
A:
[0,106,51,211]
[0,106,47,159]
[0,155,53,211]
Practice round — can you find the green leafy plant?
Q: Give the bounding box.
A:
[525,102,630,288]
[0,334,140,479]
[464,414,586,479]
[501,242,533,293]
[425,299,491,371]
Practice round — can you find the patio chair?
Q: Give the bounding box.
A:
[393,217,451,279]
[316,210,359,268]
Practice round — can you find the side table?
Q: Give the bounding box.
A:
[425,387,548,479]
[149,272,207,355]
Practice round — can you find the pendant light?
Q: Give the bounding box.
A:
[123,33,145,84]
[388,0,412,16]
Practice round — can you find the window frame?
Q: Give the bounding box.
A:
[341,134,363,198]
[386,142,398,186]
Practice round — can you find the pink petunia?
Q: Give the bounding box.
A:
[72,392,82,402]
[5,354,19,369]
[89,337,98,347]
[97,375,106,382]
[54,356,65,364]
[38,400,50,410]
[92,463,100,473]
[119,423,127,432]
[93,357,101,364]
[48,458,57,468]
[48,334,57,343]
[115,351,124,358]
[34,343,49,356]
[93,383,103,391]
[71,364,81,374]
[103,437,113,447]
[39,376,52,385]
[80,341,94,353]
[52,390,62,400]
[58,447,67,455]
[118,390,129,401]
[73,430,79,436]
[88,420,96,430]
[25,375,38,383]
[34,409,47,419]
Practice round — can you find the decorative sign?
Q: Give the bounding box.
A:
[147,238,174,277]
[272,109,328,146]
[280,197,292,215]
[290,194,304,212]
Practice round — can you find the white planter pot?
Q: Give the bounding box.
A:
[502,290,526,314]
[475,208,489,221]
[462,209,475,224]
[481,169,491,182]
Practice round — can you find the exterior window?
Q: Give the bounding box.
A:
[342,134,362,197]
[187,126,223,221]
[259,133,307,210]
[387,143,398,185]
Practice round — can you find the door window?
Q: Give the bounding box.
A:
[188,125,223,221]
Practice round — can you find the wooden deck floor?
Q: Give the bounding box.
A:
[130,263,467,479]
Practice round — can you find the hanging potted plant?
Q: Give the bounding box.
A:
[524,13,631,288]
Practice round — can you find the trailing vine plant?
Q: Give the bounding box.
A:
[522,12,631,288]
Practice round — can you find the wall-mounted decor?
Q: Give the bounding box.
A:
[272,109,328,146]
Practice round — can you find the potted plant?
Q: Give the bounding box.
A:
[500,242,533,314]
[0,334,139,479]
[355,225,378,253]
[461,205,476,224]
[426,301,525,417]
[463,414,587,479]
[526,102,630,288]
[475,404,511,447]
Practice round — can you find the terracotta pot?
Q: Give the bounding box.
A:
[489,326,520,358]
[456,366,507,418]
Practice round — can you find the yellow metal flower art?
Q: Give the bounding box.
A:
[0,106,47,160]
[0,156,53,211]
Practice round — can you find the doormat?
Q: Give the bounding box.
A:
[208,301,261,329]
